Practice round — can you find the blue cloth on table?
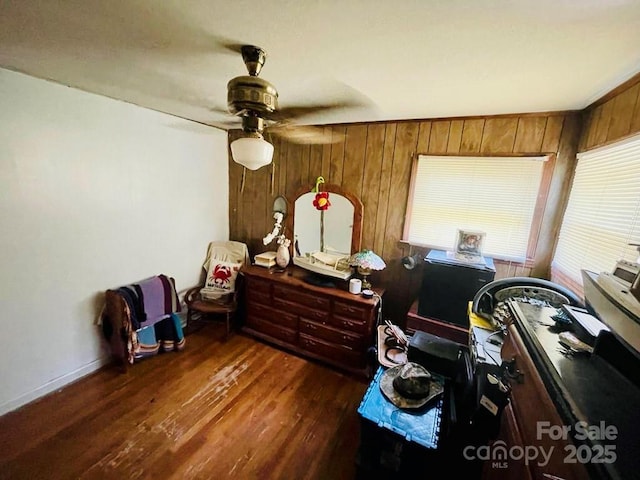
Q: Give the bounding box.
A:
[357,367,443,450]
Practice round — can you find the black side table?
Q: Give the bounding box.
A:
[356,366,444,476]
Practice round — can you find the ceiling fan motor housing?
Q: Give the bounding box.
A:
[227,76,278,116]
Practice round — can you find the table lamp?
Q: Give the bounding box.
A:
[349,249,386,289]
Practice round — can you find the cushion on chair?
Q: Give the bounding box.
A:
[202,259,241,299]
[201,241,248,300]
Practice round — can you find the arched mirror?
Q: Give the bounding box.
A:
[288,184,363,280]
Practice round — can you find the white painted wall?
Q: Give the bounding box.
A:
[0,69,229,415]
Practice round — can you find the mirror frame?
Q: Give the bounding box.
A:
[287,183,363,256]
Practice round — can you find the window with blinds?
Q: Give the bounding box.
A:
[406,155,547,261]
[552,134,640,285]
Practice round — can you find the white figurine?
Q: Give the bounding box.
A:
[263,211,289,247]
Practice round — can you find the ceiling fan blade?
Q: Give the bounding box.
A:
[218,42,245,55]
[219,119,242,126]
[264,85,377,123]
[209,105,231,115]
[264,101,362,122]
[209,35,248,55]
[267,124,340,144]
[268,81,376,121]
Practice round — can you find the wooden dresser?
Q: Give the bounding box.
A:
[240,265,383,377]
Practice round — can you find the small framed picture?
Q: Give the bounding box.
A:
[455,229,485,257]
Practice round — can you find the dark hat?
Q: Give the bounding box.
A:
[379,362,443,409]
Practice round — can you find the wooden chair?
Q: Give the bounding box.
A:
[184,285,240,340]
[185,241,248,339]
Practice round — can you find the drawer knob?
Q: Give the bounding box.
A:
[504,356,524,383]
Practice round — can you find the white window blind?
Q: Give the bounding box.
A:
[552,134,640,284]
[407,155,547,260]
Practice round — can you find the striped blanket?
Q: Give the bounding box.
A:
[102,274,185,365]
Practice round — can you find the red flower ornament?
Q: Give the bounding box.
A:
[313,192,331,211]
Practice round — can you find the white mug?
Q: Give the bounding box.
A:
[349,278,362,294]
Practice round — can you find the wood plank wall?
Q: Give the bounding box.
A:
[229,112,581,325]
[579,72,640,150]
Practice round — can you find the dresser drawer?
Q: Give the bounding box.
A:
[245,315,297,344]
[273,297,329,323]
[273,284,330,310]
[246,288,271,306]
[299,333,364,368]
[248,303,297,330]
[247,277,272,294]
[299,318,364,349]
[331,314,370,334]
[333,300,370,321]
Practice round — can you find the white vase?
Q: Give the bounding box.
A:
[276,244,290,268]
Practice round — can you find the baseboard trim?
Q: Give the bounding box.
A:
[0,356,111,416]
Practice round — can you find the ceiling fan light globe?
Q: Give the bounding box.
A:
[230,136,274,170]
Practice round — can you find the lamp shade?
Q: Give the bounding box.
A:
[349,249,386,271]
[230,135,274,170]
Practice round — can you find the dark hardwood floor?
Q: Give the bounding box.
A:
[0,323,370,479]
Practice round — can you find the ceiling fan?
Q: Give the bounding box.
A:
[222,45,367,170]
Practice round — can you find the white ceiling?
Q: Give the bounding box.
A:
[2,0,640,131]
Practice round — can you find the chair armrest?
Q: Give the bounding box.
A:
[184,286,202,306]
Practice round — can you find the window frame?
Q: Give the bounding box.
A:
[551,133,640,291]
[403,153,556,265]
